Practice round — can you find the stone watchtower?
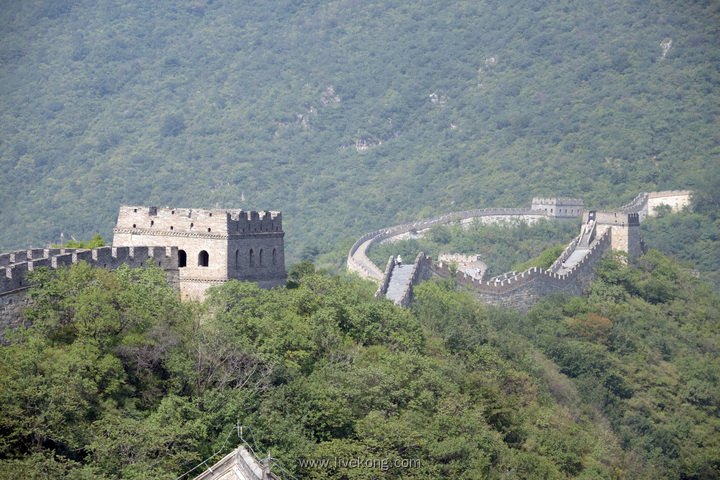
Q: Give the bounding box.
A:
[113,206,286,298]
[586,210,642,258]
[531,197,584,218]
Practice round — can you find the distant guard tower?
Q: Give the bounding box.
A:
[113,206,286,299]
[531,197,584,218]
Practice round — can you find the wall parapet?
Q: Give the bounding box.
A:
[0,246,179,297]
[620,193,649,214]
[384,229,611,312]
[347,207,554,281]
[416,228,612,310]
[116,206,282,235]
[374,256,396,298]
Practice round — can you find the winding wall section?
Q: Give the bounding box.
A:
[351,190,691,311]
[348,208,552,282]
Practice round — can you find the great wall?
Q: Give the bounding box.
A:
[0,191,691,333]
[0,206,287,334]
[348,190,691,312]
[0,245,180,332]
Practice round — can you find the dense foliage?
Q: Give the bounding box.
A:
[1,0,719,268]
[368,217,579,277]
[488,251,720,478]
[641,206,720,292]
[1,252,718,478]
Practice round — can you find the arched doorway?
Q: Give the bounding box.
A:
[198,250,209,267]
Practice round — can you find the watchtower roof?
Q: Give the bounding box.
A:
[115,205,283,235]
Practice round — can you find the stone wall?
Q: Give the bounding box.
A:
[347,207,559,281]
[620,190,692,221]
[421,228,612,312]
[0,290,33,339]
[374,256,396,298]
[352,190,691,311]
[0,246,180,337]
[647,190,692,216]
[0,246,179,295]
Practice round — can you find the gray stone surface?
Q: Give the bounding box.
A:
[385,264,414,304]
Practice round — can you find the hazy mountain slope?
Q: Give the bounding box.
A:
[1,0,718,263]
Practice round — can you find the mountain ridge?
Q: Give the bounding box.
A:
[1,0,718,267]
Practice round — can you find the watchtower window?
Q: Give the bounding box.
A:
[198,250,209,267]
[259,249,264,266]
[190,223,194,228]
[249,249,254,267]
[272,248,277,265]
[208,228,211,232]
[150,220,154,227]
[178,250,187,268]
[133,224,136,228]
[170,226,174,230]
[235,250,240,268]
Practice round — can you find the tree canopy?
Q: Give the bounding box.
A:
[1,251,718,478]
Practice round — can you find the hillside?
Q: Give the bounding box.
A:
[1,252,718,478]
[1,0,719,265]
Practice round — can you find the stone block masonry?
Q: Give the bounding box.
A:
[113,206,286,299]
[0,246,179,295]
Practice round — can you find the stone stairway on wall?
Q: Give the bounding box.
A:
[578,220,595,247]
[385,264,415,305]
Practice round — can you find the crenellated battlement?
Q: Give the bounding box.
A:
[591,211,640,227]
[407,227,614,311]
[115,206,282,236]
[351,190,665,311]
[348,206,555,281]
[0,246,179,296]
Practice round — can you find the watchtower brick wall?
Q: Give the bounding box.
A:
[113,206,286,299]
[531,198,584,218]
[588,211,642,258]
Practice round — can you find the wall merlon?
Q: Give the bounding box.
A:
[52,254,74,269]
[74,250,93,263]
[92,247,113,267]
[30,258,51,270]
[10,251,27,263]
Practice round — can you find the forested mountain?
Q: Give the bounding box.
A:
[1,0,719,265]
